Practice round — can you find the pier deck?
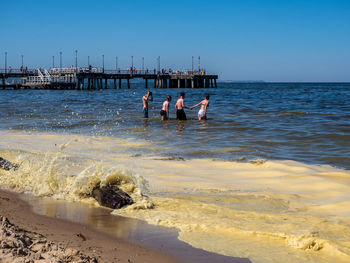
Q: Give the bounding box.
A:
[0,68,218,90]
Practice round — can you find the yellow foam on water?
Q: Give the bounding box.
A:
[1,130,350,263]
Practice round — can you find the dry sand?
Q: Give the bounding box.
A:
[0,189,178,263]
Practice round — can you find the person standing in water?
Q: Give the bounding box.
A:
[190,94,210,120]
[142,91,153,118]
[175,92,191,120]
[160,95,172,120]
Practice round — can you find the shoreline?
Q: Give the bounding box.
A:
[0,189,178,263]
[23,192,248,263]
[1,189,249,263]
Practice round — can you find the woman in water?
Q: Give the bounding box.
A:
[190,94,210,120]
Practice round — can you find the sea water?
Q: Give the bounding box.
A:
[0,82,350,262]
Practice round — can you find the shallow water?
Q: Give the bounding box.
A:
[1,82,349,168]
[1,83,350,263]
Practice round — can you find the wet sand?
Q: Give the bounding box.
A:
[23,193,249,263]
[0,189,177,263]
[1,189,249,263]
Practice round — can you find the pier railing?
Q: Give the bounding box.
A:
[0,68,37,74]
[104,69,156,75]
[50,68,78,74]
[24,69,75,84]
[1,67,208,76]
[103,69,207,76]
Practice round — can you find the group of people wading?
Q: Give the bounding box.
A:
[142,91,210,121]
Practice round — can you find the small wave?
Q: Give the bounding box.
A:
[326,134,350,140]
[279,111,308,117]
[252,231,350,259]
[213,148,246,153]
[0,147,150,205]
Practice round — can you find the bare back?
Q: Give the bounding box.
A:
[175,98,184,110]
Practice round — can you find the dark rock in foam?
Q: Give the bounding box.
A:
[0,157,19,171]
[92,185,133,209]
[0,158,133,210]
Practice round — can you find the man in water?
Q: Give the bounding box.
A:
[142,91,153,118]
[160,96,172,120]
[175,92,191,120]
[191,94,210,120]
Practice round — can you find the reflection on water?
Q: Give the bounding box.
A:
[142,119,150,129]
[31,198,138,239]
[162,121,170,130]
[176,122,185,133]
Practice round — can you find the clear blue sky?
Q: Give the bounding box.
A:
[1,0,350,81]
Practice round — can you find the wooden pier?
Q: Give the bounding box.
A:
[0,68,218,90]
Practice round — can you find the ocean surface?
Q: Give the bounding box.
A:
[1,82,350,169]
[1,82,350,263]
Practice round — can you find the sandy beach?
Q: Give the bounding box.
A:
[2,0,350,261]
[0,189,178,263]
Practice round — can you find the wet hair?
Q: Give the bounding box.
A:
[167,95,172,101]
[205,94,210,100]
[148,91,152,95]
[180,92,185,98]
